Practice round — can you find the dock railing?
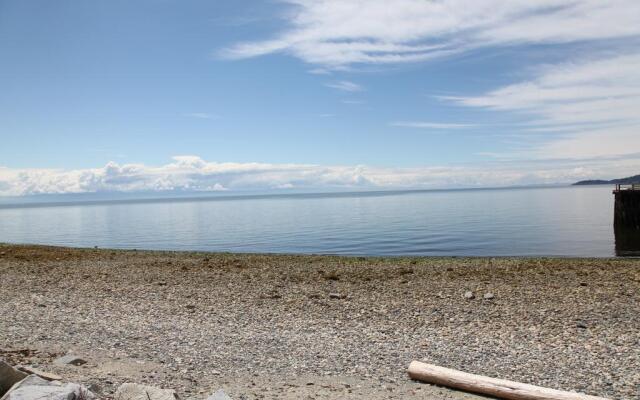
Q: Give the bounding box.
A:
[614,183,640,192]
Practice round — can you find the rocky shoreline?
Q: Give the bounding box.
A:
[1,244,639,399]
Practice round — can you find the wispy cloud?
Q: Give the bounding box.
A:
[221,0,640,68]
[391,121,475,129]
[184,112,218,120]
[1,155,639,197]
[446,52,640,159]
[308,68,331,75]
[325,80,363,92]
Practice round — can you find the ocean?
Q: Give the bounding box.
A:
[0,185,632,257]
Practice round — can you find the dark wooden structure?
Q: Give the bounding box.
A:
[613,184,640,229]
[613,184,640,256]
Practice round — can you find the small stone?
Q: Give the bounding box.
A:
[115,383,178,400]
[463,291,475,300]
[329,293,347,299]
[207,389,232,400]
[483,292,495,300]
[577,322,588,329]
[53,355,87,366]
[87,383,103,395]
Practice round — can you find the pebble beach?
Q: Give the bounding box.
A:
[1,244,639,399]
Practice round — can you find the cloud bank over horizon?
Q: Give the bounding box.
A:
[1,155,639,197]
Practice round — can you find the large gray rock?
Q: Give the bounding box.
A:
[0,360,28,397]
[207,390,232,400]
[115,383,177,400]
[0,375,94,400]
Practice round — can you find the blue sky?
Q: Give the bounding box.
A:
[1,0,639,195]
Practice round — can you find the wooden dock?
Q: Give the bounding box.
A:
[613,183,640,230]
[613,183,640,193]
[613,184,640,256]
[613,183,640,257]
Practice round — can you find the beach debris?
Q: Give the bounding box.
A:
[407,361,609,400]
[207,389,232,400]
[115,383,178,400]
[483,292,495,300]
[0,375,95,400]
[0,360,28,397]
[54,355,87,366]
[463,291,475,300]
[16,365,62,381]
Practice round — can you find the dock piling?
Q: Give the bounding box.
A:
[613,184,640,230]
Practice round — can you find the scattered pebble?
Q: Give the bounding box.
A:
[0,244,638,399]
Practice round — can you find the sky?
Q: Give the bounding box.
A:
[1,0,639,196]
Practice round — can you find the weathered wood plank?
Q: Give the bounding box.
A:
[407,361,609,400]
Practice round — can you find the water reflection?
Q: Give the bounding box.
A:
[0,186,618,257]
[614,226,640,257]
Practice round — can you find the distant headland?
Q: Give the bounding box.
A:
[574,174,640,186]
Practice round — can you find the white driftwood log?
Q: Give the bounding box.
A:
[407,361,610,400]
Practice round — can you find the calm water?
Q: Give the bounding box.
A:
[0,185,626,257]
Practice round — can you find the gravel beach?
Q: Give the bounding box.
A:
[1,244,639,399]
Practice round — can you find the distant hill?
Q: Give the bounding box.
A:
[574,174,640,185]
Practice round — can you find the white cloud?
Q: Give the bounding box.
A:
[221,0,640,68]
[391,121,475,129]
[446,53,640,159]
[308,68,331,75]
[324,80,363,92]
[217,0,640,163]
[1,155,639,197]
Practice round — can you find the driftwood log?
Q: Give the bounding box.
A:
[407,361,610,400]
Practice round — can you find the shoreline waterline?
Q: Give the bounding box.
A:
[0,241,632,260]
